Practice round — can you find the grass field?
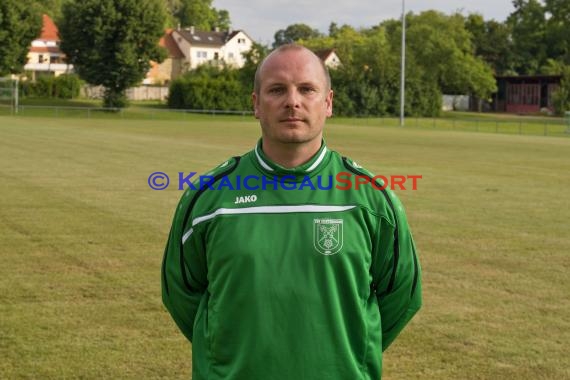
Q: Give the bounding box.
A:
[1,114,569,379]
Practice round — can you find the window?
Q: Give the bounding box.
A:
[38,54,44,63]
[196,51,207,58]
[238,38,246,44]
[228,52,234,59]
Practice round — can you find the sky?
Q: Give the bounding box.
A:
[213,0,516,45]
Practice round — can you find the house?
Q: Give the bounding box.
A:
[144,29,186,85]
[492,75,561,114]
[171,27,254,70]
[314,49,342,69]
[24,14,73,80]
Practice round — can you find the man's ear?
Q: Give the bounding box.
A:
[326,90,334,118]
[252,92,260,119]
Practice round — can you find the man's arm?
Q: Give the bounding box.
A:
[161,194,208,342]
[372,194,422,351]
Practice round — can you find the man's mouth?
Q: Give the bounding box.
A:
[281,117,304,123]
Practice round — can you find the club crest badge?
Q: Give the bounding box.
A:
[313,219,343,255]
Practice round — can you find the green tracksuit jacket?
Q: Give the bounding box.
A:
[162,140,422,380]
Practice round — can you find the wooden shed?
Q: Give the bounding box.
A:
[493,75,561,114]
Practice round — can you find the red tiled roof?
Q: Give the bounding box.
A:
[160,29,184,59]
[29,46,61,54]
[40,14,59,41]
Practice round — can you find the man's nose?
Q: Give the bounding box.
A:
[285,89,301,108]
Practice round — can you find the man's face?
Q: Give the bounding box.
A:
[252,49,333,147]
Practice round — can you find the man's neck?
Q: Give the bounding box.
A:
[261,139,322,169]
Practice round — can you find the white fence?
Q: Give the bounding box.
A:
[82,85,169,101]
[442,95,470,111]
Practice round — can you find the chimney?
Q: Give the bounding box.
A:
[190,26,195,34]
[214,26,220,32]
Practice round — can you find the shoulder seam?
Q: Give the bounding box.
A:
[178,156,241,291]
[341,157,399,295]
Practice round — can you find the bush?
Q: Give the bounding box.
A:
[54,74,82,99]
[330,68,392,117]
[18,78,37,97]
[169,61,443,117]
[168,66,250,111]
[552,65,570,116]
[18,73,83,99]
[35,76,55,97]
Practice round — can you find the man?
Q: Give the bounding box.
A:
[162,44,422,379]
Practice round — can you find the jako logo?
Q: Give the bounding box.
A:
[234,195,257,204]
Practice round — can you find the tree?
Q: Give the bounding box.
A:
[215,9,231,31]
[164,0,182,16]
[58,0,167,108]
[302,12,496,116]
[304,24,401,116]
[265,11,496,116]
[162,0,182,27]
[32,0,71,21]
[273,24,322,48]
[0,0,42,76]
[328,22,340,38]
[402,11,497,100]
[238,42,269,92]
[175,0,230,31]
[507,0,547,74]
[465,14,515,75]
[551,65,570,115]
[544,0,570,65]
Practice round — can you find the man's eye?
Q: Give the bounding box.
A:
[268,88,284,94]
[300,87,316,94]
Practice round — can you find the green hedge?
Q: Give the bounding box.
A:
[168,66,250,111]
[168,63,443,117]
[19,74,83,99]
